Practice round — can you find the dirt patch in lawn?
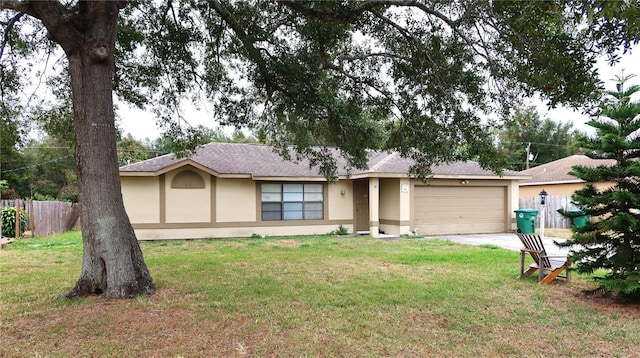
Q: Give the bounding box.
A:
[2,289,278,357]
[4,284,640,357]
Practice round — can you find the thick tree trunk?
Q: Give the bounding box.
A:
[33,2,154,298]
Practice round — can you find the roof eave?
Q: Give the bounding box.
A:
[251,175,328,181]
[432,174,528,180]
[520,179,584,186]
[119,159,223,177]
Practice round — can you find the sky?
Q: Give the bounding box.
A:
[116,49,640,141]
[533,50,640,135]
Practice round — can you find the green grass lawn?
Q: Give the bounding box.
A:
[1,231,639,357]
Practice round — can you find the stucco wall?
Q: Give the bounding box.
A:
[123,170,518,239]
[216,178,256,222]
[377,178,412,236]
[380,179,400,220]
[327,180,354,221]
[519,181,612,198]
[165,169,211,223]
[121,176,160,224]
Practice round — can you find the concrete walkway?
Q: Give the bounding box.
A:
[422,232,570,257]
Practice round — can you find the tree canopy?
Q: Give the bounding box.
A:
[3,1,638,178]
[497,106,584,171]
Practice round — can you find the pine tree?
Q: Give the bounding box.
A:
[562,73,640,301]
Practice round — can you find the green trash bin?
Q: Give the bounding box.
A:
[514,209,538,234]
[568,209,588,228]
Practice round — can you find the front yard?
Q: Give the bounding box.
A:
[1,231,638,356]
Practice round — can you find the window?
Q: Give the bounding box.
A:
[261,183,324,221]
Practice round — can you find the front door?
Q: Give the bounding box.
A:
[354,180,370,232]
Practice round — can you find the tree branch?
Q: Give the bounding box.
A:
[0,0,37,18]
[25,1,83,53]
[0,12,24,60]
[209,0,285,96]
[278,0,459,27]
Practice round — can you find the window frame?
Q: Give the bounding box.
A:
[260,183,324,221]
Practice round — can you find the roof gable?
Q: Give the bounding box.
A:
[519,155,616,184]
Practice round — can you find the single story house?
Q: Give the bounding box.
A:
[119,142,526,240]
[519,155,615,198]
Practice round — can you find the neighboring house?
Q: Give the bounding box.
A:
[519,155,615,198]
[119,142,526,240]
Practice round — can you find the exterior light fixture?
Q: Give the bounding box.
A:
[539,189,548,206]
[539,189,548,239]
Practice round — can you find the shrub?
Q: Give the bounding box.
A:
[1,207,29,238]
[328,225,349,236]
[34,193,56,201]
[336,225,349,235]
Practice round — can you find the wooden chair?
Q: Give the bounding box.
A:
[516,233,571,284]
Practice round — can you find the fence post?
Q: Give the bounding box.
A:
[15,199,20,239]
[29,200,35,235]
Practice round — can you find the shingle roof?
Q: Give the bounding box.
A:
[120,142,522,179]
[519,155,615,185]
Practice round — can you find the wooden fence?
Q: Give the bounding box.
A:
[518,195,578,229]
[1,200,80,237]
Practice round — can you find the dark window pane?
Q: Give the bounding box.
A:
[262,202,282,212]
[304,210,323,220]
[262,211,282,221]
[304,202,323,211]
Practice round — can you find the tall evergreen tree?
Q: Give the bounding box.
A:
[561,73,640,301]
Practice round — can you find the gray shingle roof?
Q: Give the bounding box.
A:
[120,142,521,179]
[519,155,615,184]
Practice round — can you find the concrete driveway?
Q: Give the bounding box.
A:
[423,232,570,257]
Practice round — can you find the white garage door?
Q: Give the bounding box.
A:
[414,186,506,235]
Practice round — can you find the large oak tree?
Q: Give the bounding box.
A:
[0,1,637,298]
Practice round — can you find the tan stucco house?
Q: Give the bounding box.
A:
[519,155,615,198]
[119,142,526,240]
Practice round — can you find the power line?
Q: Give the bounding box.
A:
[498,140,577,148]
[0,155,74,173]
